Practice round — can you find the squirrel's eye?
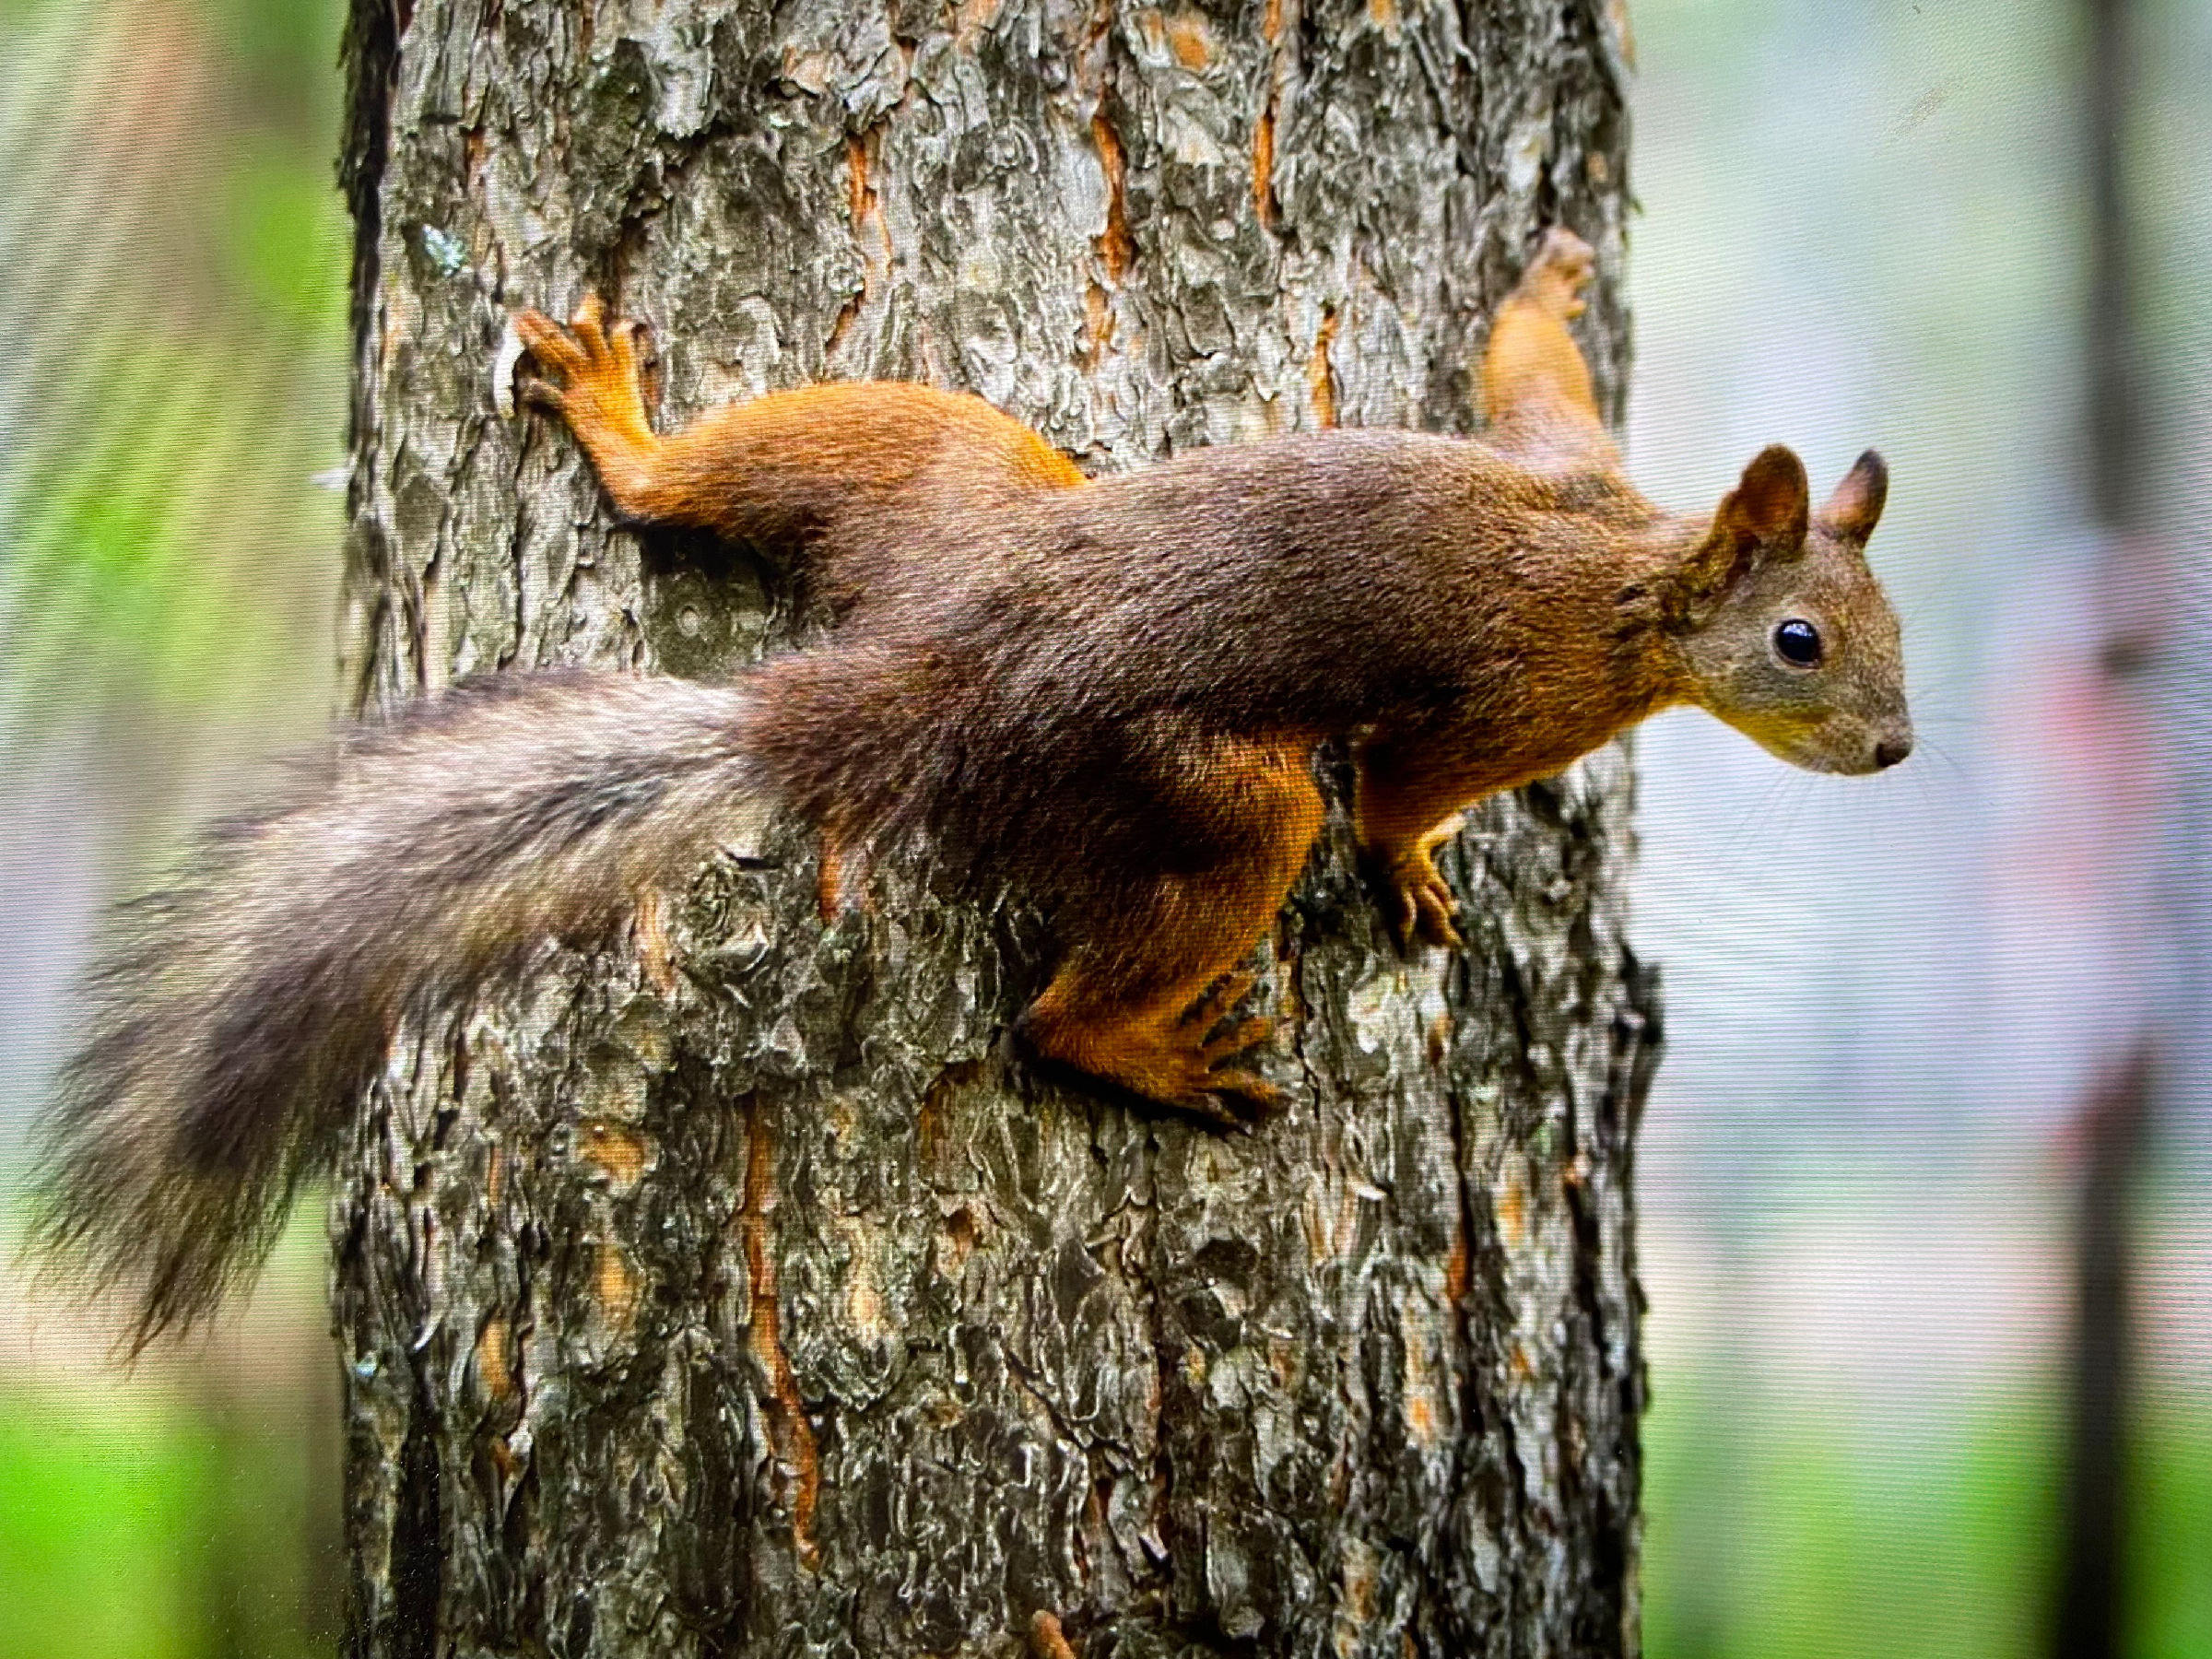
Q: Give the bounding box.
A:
[1773,618,1823,667]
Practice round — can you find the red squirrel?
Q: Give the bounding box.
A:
[37,229,1910,1347]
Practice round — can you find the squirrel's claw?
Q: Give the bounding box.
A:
[1369,829,1465,953]
[1173,1059,1288,1128]
[568,294,611,358]
[1394,863,1465,951]
[1199,1015,1273,1068]
[514,308,586,377]
[518,378,569,418]
[1183,968,1258,1027]
[1193,1006,1287,1124]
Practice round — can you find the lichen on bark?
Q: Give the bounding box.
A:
[334,1,1656,1654]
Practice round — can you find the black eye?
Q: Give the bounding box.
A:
[1773,618,1823,667]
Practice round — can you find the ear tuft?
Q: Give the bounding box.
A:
[1729,444,1810,548]
[1818,449,1888,544]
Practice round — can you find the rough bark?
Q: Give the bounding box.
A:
[332,2,1656,1655]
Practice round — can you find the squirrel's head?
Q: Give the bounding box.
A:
[1666,446,1912,776]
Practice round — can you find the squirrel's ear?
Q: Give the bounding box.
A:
[1724,444,1810,549]
[1673,444,1811,609]
[1817,450,1888,545]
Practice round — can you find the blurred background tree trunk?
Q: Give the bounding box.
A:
[332,1,1654,1654]
[2052,0,2156,1653]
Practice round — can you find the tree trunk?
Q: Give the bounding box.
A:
[332,2,1655,1655]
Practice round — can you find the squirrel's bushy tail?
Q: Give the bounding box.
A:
[34,669,763,1353]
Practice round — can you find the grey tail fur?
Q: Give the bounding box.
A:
[33,669,763,1354]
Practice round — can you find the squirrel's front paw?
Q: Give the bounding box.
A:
[1369,828,1465,951]
[517,298,624,403]
[512,297,661,506]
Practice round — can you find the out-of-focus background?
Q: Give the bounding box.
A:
[0,0,2204,1653]
[0,1,351,1653]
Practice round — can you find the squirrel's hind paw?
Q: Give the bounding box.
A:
[1021,982,1288,1126]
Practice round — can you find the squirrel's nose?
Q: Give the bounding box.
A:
[1873,736,1912,770]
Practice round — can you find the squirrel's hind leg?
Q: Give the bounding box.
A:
[1479,227,1619,474]
[1019,742,1324,1122]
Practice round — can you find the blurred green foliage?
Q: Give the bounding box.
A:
[0,0,350,1643]
[2136,1388,2212,1655]
[0,0,349,755]
[1643,1374,2212,1659]
[221,139,352,334]
[0,1204,338,1659]
[0,1383,336,1659]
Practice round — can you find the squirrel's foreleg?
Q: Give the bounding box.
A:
[1354,732,1500,951]
[515,297,665,512]
[515,299,1085,547]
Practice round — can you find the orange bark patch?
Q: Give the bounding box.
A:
[1367,0,1397,29]
[1165,12,1212,68]
[1426,1009,1451,1067]
[827,124,896,362]
[1307,308,1340,428]
[1444,1226,1469,1308]
[595,1241,641,1327]
[1496,1170,1528,1250]
[633,887,677,993]
[1252,107,1277,229]
[955,0,1004,50]
[1406,1393,1436,1440]
[477,1316,515,1403]
[1399,1303,1441,1445]
[1081,278,1116,364]
[580,1120,647,1188]
[742,1101,820,1563]
[845,131,874,225]
[1091,112,1135,281]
